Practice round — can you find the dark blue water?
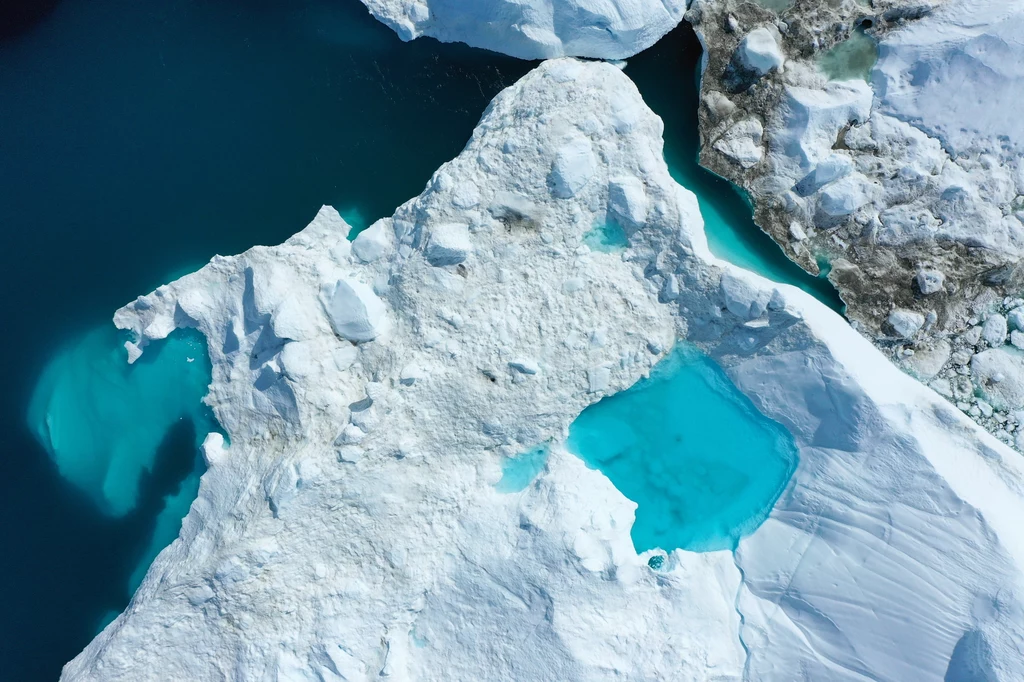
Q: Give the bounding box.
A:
[0,1,530,677]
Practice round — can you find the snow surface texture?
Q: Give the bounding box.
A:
[690,0,1024,445]
[65,60,1024,681]
[356,0,687,59]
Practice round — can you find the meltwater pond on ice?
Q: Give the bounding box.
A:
[567,346,798,553]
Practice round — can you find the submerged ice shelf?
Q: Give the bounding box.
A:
[28,327,218,603]
[567,345,797,553]
[28,326,217,518]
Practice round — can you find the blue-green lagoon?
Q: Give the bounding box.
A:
[567,346,798,553]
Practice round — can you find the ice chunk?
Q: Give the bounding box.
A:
[983,314,1008,347]
[351,220,394,263]
[549,137,597,198]
[737,27,785,76]
[327,279,388,342]
[713,119,765,169]
[888,308,925,339]
[972,347,1024,410]
[917,269,945,295]
[721,271,771,320]
[425,224,473,266]
[607,177,648,228]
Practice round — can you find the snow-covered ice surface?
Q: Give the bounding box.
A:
[691,0,1024,444]
[356,0,687,59]
[63,60,1024,680]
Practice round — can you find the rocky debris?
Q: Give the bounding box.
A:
[689,0,1024,444]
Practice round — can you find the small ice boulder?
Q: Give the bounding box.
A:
[425,224,472,266]
[888,308,925,339]
[351,220,394,263]
[713,119,764,169]
[607,177,648,229]
[916,269,945,295]
[550,137,597,198]
[737,28,785,77]
[972,347,1024,410]
[327,279,387,343]
[983,314,1008,347]
[720,272,771,320]
[1009,306,1024,331]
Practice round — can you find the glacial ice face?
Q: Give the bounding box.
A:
[567,345,798,553]
[28,326,217,517]
[63,60,1024,682]
[357,0,687,59]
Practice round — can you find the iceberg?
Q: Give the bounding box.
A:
[356,0,687,59]
[62,59,1024,681]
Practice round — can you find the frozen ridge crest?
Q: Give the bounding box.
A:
[65,59,1024,681]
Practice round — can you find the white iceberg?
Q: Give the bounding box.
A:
[63,59,1024,682]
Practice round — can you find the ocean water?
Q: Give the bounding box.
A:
[0,0,530,677]
[567,346,799,553]
[626,23,845,312]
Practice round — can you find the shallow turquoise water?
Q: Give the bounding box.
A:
[820,29,878,82]
[567,346,798,553]
[28,327,217,518]
[626,24,845,312]
[583,222,629,253]
[496,444,550,493]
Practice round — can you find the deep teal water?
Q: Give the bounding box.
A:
[626,24,845,312]
[0,1,530,677]
[567,346,799,553]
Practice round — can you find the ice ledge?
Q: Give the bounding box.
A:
[67,59,1024,681]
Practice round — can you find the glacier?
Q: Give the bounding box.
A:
[61,58,1024,681]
